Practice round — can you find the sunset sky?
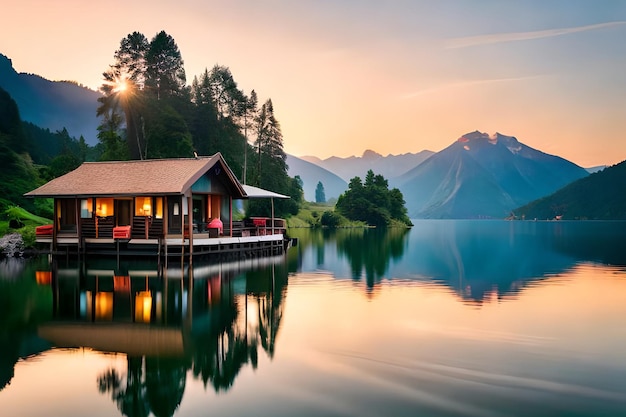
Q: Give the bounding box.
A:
[2,0,625,167]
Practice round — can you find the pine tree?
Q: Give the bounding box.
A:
[315,181,326,203]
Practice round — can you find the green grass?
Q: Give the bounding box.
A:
[1,205,52,249]
[287,202,369,228]
[4,206,51,225]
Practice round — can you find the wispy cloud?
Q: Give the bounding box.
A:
[445,21,626,49]
[400,75,543,100]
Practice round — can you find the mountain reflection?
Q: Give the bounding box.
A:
[292,220,626,303]
[33,256,288,417]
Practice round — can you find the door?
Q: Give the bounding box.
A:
[168,197,182,234]
[115,200,131,226]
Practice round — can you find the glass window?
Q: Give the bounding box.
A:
[135,197,152,216]
[95,198,114,217]
[80,199,93,218]
[155,198,163,219]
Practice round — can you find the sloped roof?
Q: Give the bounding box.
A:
[242,184,290,199]
[25,154,246,198]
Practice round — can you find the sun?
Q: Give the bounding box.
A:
[112,79,128,94]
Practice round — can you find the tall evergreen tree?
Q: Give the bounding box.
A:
[315,181,326,203]
[98,32,149,160]
[208,65,245,121]
[145,31,186,100]
[113,31,149,88]
[240,90,258,184]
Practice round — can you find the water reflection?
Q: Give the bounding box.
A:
[0,256,52,390]
[290,220,626,303]
[5,255,288,416]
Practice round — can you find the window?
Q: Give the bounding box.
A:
[80,199,93,218]
[155,198,163,219]
[134,197,163,218]
[135,197,152,216]
[95,198,114,217]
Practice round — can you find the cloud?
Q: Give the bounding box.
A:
[445,21,626,49]
[400,75,543,100]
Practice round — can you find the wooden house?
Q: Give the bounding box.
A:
[25,154,289,258]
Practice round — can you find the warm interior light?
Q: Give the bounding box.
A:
[143,203,151,216]
[36,271,52,285]
[135,291,153,323]
[95,292,113,321]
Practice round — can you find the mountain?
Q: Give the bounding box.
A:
[514,159,626,220]
[392,131,590,219]
[286,154,347,201]
[586,165,607,174]
[0,53,101,145]
[301,149,434,182]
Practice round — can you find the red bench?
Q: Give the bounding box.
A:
[113,225,131,239]
[35,224,53,236]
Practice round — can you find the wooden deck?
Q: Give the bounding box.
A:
[37,230,288,259]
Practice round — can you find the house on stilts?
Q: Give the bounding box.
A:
[25,153,291,260]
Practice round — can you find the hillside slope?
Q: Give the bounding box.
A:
[514,160,626,220]
[0,53,101,145]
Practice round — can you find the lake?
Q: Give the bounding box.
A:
[1,220,625,417]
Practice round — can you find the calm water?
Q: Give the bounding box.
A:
[1,220,625,417]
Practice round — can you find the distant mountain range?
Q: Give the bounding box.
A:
[287,149,433,201]
[0,53,101,145]
[289,131,592,218]
[300,149,434,182]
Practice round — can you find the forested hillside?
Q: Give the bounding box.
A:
[0,87,47,214]
[514,161,626,220]
[0,53,101,144]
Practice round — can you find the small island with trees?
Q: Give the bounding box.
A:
[319,170,413,228]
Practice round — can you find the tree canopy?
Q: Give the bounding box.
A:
[95,30,298,218]
[335,170,412,227]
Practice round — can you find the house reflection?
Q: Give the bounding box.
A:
[35,255,289,417]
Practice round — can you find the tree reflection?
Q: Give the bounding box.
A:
[191,263,287,391]
[335,228,409,289]
[98,358,149,417]
[145,357,187,417]
[83,258,289,416]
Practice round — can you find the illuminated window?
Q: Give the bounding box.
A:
[155,198,163,219]
[95,198,114,217]
[80,199,93,218]
[135,197,152,216]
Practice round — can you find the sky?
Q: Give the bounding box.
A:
[2,0,626,167]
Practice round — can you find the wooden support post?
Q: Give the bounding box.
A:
[188,195,193,264]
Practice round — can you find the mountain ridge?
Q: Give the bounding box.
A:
[0,53,101,145]
[298,149,434,182]
[514,159,626,220]
[392,131,589,218]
